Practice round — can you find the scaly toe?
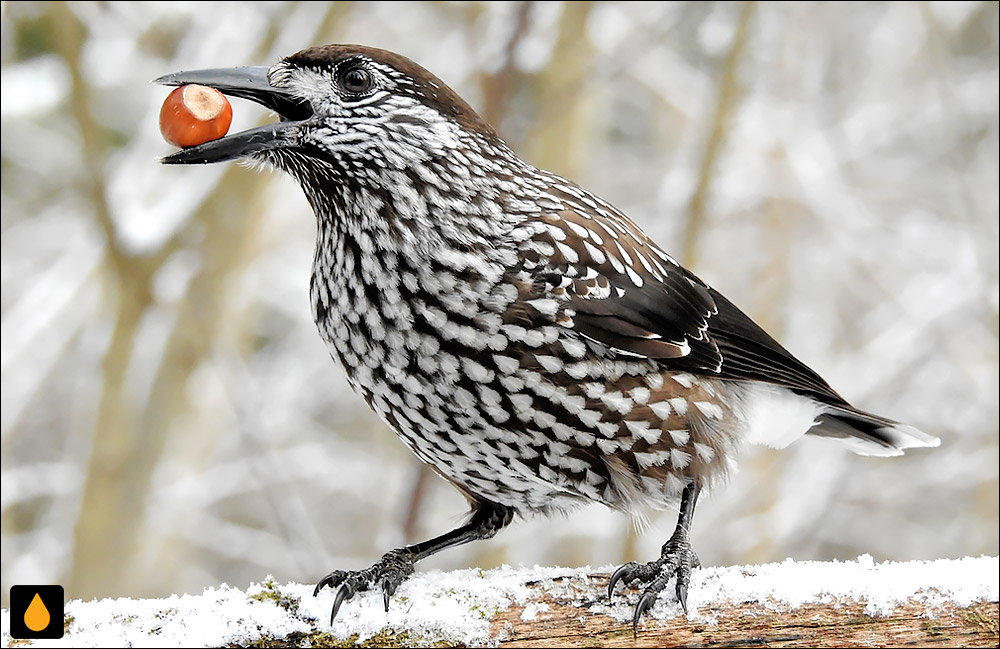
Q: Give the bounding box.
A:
[314,570,348,597]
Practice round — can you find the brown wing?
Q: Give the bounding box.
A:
[518,208,848,405]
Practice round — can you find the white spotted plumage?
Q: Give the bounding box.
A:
[245,45,941,525]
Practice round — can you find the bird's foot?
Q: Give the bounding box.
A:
[313,548,416,624]
[607,528,700,635]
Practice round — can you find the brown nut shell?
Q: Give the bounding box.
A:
[159,84,233,148]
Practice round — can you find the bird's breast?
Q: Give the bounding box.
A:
[307,224,744,515]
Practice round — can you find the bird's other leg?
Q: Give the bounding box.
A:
[314,499,514,624]
[608,482,701,634]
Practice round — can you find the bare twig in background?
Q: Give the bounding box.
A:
[679,0,755,270]
[477,1,534,128]
[520,1,595,179]
[60,1,347,599]
[52,1,164,600]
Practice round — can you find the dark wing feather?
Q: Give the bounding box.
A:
[571,278,719,362]
[702,288,846,403]
[526,208,849,407]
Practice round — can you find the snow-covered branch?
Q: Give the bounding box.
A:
[2,556,996,647]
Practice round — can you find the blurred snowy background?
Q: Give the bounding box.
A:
[1,1,997,606]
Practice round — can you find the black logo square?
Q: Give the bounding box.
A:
[9,585,65,639]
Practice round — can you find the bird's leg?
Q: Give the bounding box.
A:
[314,500,514,624]
[608,482,701,634]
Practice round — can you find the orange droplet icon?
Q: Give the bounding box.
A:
[25,592,51,632]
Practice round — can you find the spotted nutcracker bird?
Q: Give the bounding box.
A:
[157,45,939,631]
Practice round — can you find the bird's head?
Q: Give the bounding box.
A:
[157,44,499,177]
[158,44,530,251]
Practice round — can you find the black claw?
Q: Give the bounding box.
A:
[632,590,657,637]
[313,570,345,597]
[676,560,694,613]
[330,583,352,624]
[676,581,689,614]
[609,529,700,633]
[314,549,418,624]
[608,562,635,599]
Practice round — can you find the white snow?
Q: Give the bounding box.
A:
[600,554,1000,623]
[2,556,996,647]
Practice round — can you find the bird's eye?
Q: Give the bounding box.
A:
[340,66,373,95]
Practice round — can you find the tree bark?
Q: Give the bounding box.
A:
[35,562,998,648]
[492,573,998,648]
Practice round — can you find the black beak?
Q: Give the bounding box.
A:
[154,66,312,165]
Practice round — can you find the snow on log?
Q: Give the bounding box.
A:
[1,556,997,647]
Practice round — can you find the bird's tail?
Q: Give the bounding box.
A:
[809,405,940,456]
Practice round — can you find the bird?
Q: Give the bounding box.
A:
[156,44,939,633]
